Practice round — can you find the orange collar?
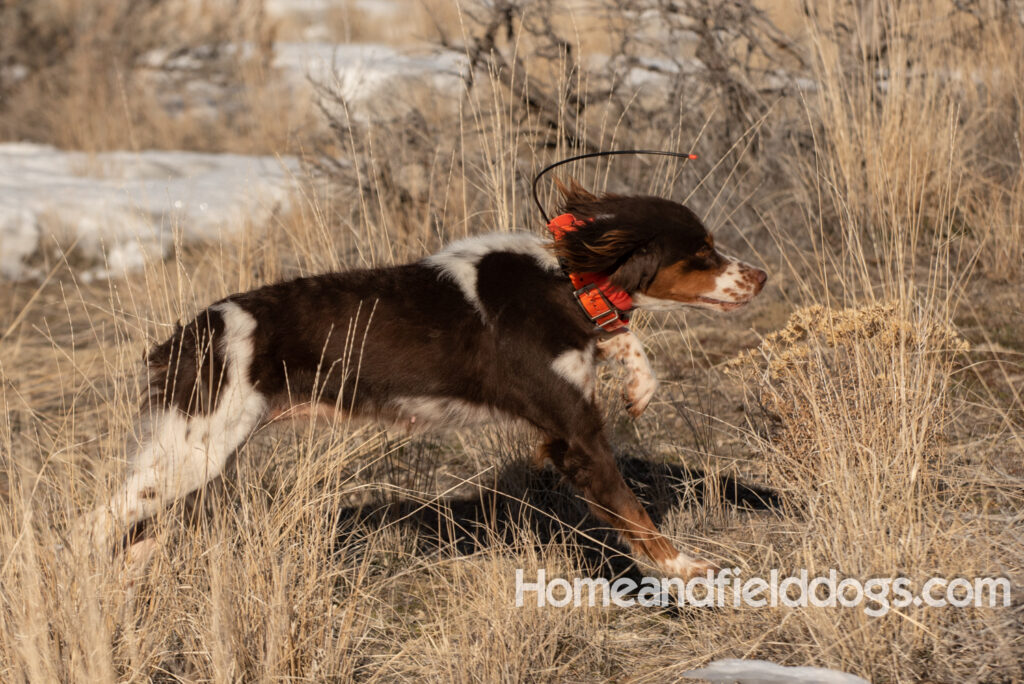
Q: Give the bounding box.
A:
[547,213,632,333]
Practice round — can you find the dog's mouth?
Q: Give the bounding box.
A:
[695,296,751,311]
[632,292,756,312]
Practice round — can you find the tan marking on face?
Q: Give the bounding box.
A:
[636,249,767,312]
[644,262,721,303]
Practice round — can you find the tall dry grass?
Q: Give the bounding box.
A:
[0,0,318,153]
[0,0,1022,681]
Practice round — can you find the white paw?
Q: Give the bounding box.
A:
[71,507,115,553]
[659,552,720,580]
[625,371,657,418]
[122,537,160,582]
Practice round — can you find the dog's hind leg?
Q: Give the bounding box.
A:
[77,301,267,553]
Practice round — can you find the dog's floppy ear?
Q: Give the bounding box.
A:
[552,224,661,292]
[549,182,661,291]
[607,243,662,292]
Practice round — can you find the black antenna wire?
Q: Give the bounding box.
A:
[531,149,698,224]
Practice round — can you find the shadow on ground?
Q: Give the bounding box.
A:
[332,454,780,579]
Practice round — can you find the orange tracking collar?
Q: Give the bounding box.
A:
[547,213,632,333]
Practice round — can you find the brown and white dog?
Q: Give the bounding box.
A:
[79,184,766,578]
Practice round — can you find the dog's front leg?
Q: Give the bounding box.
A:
[540,430,717,580]
[525,347,714,578]
[596,332,657,417]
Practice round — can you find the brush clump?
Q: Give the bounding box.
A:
[723,305,1011,682]
[725,302,969,511]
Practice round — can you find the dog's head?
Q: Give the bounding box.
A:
[550,182,767,312]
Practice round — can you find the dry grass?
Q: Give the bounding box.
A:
[0,0,320,153]
[1,0,1023,682]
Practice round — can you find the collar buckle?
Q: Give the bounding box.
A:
[573,283,629,333]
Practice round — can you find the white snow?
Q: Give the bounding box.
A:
[0,39,469,282]
[265,0,398,17]
[0,143,299,281]
[135,40,467,122]
[272,42,467,104]
[682,659,870,684]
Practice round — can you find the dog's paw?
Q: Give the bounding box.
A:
[121,537,161,589]
[624,371,657,418]
[69,507,115,555]
[659,552,720,581]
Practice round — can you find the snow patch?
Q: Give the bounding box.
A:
[682,659,870,684]
[265,0,398,17]
[0,143,299,281]
[273,42,467,105]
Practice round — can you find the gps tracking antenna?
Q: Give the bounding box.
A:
[531,149,699,224]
